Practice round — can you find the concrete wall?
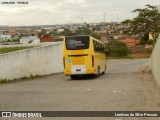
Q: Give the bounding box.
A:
[0,42,53,48]
[0,42,63,81]
[150,36,160,88]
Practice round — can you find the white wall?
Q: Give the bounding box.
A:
[0,42,63,81]
[0,42,53,48]
[150,36,160,88]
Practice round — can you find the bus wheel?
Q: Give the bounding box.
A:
[102,65,106,74]
[71,75,78,79]
[97,67,100,77]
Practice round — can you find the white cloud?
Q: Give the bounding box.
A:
[0,0,159,26]
[64,0,86,4]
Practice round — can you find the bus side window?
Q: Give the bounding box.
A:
[102,46,105,53]
[97,43,100,52]
[94,41,105,53]
[100,44,102,52]
[95,42,99,52]
[99,44,102,52]
[93,41,96,50]
[101,45,104,53]
[99,44,101,52]
[93,42,96,51]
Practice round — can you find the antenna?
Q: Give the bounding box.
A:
[81,18,83,24]
[117,12,118,23]
[116,12,119,30]
[104,13,105,23]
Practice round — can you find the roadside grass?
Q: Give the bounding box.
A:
[0,73,61,84]
[0,75,43,84]
[0,46,35,54]
[0,79,8,83]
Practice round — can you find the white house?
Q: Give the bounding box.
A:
[20,36,39,44]
[57,29,64,33]
[0,35,11,41]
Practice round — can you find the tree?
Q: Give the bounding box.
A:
[122,4,160,45]
[91,33,101,39]
[38,29,47,37]
[83,27,91,35]
[61,29,72,36]
[75,27,91,35]
[121,19,132,35]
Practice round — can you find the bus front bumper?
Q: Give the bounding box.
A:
[64,68,96,76]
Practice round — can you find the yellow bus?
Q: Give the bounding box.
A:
[63,35,107,79]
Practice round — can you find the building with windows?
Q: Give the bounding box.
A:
[0,35,11,41]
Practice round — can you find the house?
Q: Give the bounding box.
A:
[0,35,11,41]
[40,35,54,42]
[40,35,64,43]
[118,38,140,46]
[108,35,140,46]
[57,29,64,33]
[20,36,39,44]
[0,30,8,34]
[100,35,108,44]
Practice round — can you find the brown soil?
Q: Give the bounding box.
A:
[131,54,151,58]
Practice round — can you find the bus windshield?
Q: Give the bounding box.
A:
[65,36,90,50]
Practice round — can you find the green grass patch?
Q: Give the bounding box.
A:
[0,75,43,84]
[20,75,41,80]
[0,46,35,54]
[0,79,8,83]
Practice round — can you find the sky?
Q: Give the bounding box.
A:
[0,0,159,26]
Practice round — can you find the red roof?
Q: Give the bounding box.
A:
[118,38,140,46]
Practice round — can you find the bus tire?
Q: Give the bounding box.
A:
[102,65,106,74]
[71,75,77,79]
[97,67,100,77]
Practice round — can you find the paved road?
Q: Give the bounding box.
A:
[1,59,160,120]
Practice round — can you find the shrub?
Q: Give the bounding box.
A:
[105,40,129,57]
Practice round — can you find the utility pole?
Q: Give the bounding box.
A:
[81,18,83,24]
[116,12,119,32]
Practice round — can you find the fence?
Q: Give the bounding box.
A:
[128,45,153,54]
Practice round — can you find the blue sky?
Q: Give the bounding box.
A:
[0,0,159,26]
